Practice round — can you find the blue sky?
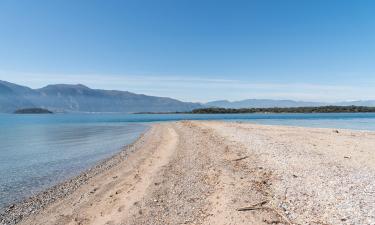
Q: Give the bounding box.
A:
[0,0,374,102]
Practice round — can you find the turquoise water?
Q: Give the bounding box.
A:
[1,112,375,208]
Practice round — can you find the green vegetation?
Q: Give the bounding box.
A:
[14,108,53,114]
[191,106,375,114]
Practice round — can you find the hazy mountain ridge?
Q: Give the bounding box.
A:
[0,81,36,112]
[205,99,326,108]
[205,99,375,108]
[0,81,202,113]
[336,100,375,107]
[2,80,375,113]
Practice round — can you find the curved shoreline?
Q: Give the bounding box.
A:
[0,127,150,225]
[2,121,375,224]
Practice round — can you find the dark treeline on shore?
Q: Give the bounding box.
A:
[191,106,375,114]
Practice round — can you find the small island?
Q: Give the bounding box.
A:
[14,108,53,114]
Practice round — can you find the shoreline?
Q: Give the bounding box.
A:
[2,121,375,224]
[0,127,150,225]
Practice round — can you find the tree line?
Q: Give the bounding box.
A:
[191,106,375,114]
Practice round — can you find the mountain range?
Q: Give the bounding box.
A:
[0,80,202,113]
[205,99,375,108]
[1,80,375,113]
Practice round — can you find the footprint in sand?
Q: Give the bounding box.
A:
[118,205,125,212]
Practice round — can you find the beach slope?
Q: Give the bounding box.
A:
[12,121,375,224]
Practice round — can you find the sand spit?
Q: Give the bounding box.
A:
[2,121,375,225]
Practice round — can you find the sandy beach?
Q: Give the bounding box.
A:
[2,121,375,225]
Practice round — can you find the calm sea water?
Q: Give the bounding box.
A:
[1,112,375,208]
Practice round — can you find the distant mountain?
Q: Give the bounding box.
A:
[0,80,202,113]
[0,81,36,112]
[336,100,375,107]
[205,99,375,108]
[3,80,375,113]
[205,99,326,108]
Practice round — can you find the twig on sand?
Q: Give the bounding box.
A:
[236,200,268,211]
[232,156,249,161]
[237,206,264,211]
[237,201,293,225]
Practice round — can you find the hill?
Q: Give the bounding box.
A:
[0,80,202,113]
[205,99,375,108]
[205,99,326,108]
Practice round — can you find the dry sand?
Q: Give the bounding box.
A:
[3,121,375,225]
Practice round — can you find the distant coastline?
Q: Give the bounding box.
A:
[9,105,375,115]
[190,106,375,114]
[3,80,375,114]
[134,105,375,114]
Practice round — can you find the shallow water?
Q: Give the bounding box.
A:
[1,112,375,207]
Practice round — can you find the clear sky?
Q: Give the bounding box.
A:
[0,0,374,102]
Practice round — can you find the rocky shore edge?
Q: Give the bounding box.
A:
[0,128,149,225]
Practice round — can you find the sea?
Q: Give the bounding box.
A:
[1,112,375,208]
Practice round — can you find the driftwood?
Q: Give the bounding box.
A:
[237,206,264,211]
[232,156,249,161]
[236,200,268,211]
[237,200,293,225]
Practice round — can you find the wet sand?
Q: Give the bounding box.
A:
[2,121,375,225]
